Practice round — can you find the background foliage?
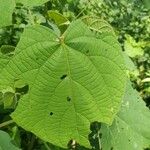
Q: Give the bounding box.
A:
[0,0,150,149]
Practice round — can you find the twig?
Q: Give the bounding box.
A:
[28,135,35,150]
[0,120,14,128]
[97,130,102,150]
[43,142,52,150]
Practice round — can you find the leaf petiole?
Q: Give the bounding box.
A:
[0,120,14,128]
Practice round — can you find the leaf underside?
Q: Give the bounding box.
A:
[0,20,126,148]
[101,81,150,150]
[0,130,20,150]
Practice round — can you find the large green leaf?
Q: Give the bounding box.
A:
[0,0,15,28]
[0,19,126,148]
[101,81,150,150]
[0,130,20,150]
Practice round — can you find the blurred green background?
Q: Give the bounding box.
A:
[0,0,149,149]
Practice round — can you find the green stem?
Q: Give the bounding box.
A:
[43,142,51,150]
[28,135,35,150]
[74,0,90,20]
[97,130,102,150]
[0,120,14,128]
[27,7,34,25]
[75,7,86,19]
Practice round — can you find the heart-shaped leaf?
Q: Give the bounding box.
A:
[0,19,126,148]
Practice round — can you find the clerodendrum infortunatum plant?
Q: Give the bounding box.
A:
[0,17,127,148]
[1,0,150,148]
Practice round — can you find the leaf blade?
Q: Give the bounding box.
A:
[101,81,150,150]
[0,20,127,148]
[0,0,15,28]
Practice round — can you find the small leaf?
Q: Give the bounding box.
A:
[0,130,20,150]
[141,78,150,83]
[47,10,70,33]
[0,0,15,28]
[0,45,15,55]
[124,35,145,58]
[3,92,16,109]
[82,16,115,35]
[47,10,69,27]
